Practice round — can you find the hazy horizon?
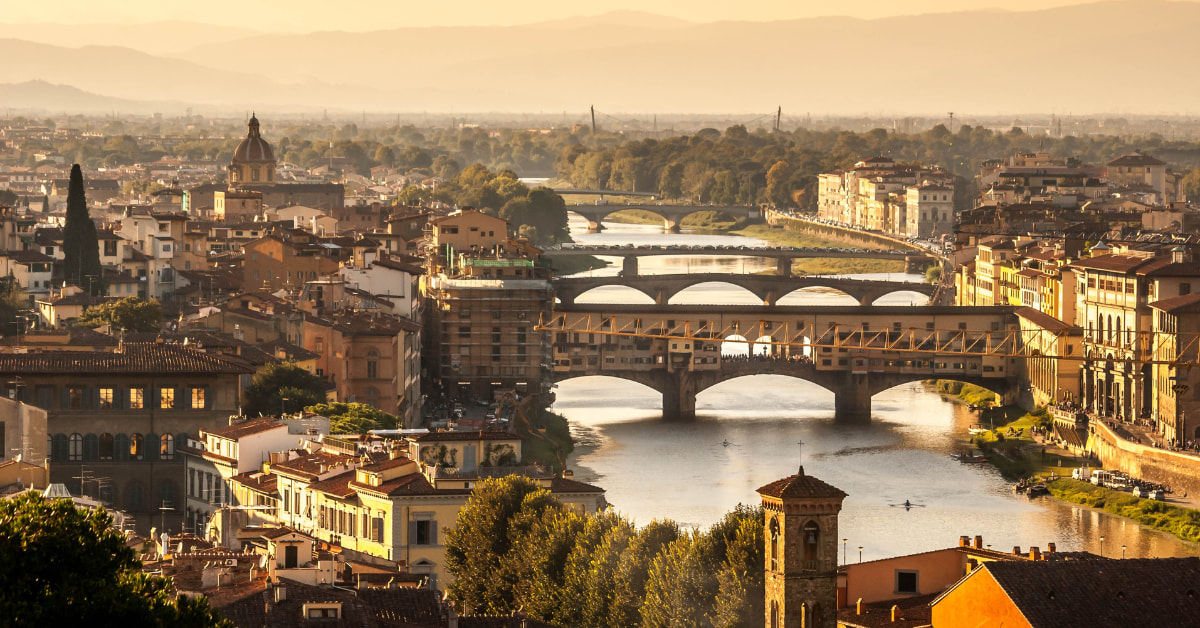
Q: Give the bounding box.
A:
[0,0,1156,31]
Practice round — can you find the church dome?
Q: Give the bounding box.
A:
[232,114,275,164]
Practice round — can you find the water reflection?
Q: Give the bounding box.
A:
[553,219,1200,560]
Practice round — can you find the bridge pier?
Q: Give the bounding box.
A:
[665,219,681,233]
[904,256,927,274]
[661,372,697,420]
[776,257,792,277]
[622,256,638,277]
[833,374,873,423]
[587,218,604,233]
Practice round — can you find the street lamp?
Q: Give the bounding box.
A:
[858,546,863,563]
[281,396,290,418]
[843,538,847,566]
[1122,544,1126,559]
[1100,535,1105,558]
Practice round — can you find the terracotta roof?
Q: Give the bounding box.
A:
[0,343,253,375]
[1067,254,1159,273]
[837,592,936,628]
[307,470,358,499]
[756,466,847,500]
[1108,152,1166,167]
[259,526,303,540]
[965,558,1200,628]
[410,431,520,443]
[351,473,434,497]
[205,418,286,440]
[547,477,605,494]
[1150,292,1200,315]
[1015,307,1078,334]
[271,451,357,482]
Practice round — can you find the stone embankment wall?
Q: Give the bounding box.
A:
[764,210,919,252]
[1089,421,1200,496]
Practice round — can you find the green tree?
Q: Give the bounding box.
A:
[1182,166,1200,202]
[641,532,717,628]
[608,520,680,627]
[0,492,232,627]
[242,361,326,417]
[306,402,398,432]
[765,160,793,208]
[445,476,561,615]
[0,273,28,336]
[926,265,943,284]
[62,164,104,294]
[75,297,162,332]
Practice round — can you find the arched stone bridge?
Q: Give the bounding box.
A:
[551,359,1016,422]
[547,303,1022,420]
[553,273,936,306]
[567,203,759,232]
[547,245,936,275]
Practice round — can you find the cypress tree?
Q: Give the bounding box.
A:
[62,164,103,295]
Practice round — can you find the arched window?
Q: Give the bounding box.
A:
[803,521,820,562]
[69,433,83,462]
[99,433,114,461]
[160,434,175,461]
[130,433,144,461]
[769,517,780,572]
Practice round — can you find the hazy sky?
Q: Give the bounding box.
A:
[3,0,1145,30]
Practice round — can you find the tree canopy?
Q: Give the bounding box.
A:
[429,165,569,245]
[242,361,326,417]
[445,476,763,628]
[0,492,232,627]
[305,402,399,433]
[75,297,162,332]
[61,164,104,295]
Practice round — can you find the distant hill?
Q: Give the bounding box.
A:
[0,81,168,114]
[6,1,1200,114]
[0,21,260,55]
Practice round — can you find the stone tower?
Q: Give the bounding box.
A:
[757,466,847,628]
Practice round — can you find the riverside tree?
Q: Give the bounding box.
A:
[0,492,232,626]
[62,164,104,295]
[444,476,763,628]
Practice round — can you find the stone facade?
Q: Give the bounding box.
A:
[759,467,846,628]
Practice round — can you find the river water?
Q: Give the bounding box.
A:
[553,217,1200,561]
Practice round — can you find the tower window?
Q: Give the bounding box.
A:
[803,521,820,562]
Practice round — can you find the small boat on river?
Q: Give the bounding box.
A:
[968,423,989,434]
[1027,484,1048,497]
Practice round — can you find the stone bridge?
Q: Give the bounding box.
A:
[547,245,936,275]
[567,204,761,232]
[547,303,1022,421]
[553,273,936,306]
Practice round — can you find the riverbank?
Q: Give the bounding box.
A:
[521,409,576,470]
[1048,478,1200,544]
[545,252,608,275]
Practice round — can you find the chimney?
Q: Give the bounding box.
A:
[1030,546,1041,561]
[974,535,983,550]
[1013,546,1022,556]
[856,599,863,616]
[959,535,969,548]
[890,605,900,622]
[233,324,244,341]
[1047,542,1057,553]
[274,583,286,603]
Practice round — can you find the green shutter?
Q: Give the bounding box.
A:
[145,433,159,462]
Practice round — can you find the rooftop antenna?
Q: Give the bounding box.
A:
[590,106,596,135]
[948,112,955,131]
[776,106,782,132]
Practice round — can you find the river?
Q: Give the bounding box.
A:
[553,217,1200,561]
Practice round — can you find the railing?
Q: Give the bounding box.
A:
[800,559,835,572]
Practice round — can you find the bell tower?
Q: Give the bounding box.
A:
[757,466,846,628]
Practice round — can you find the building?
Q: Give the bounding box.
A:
[1107,152,1170,204]
[816,157,955,238]
[929,557,1200,627]
[182,418,302,537]
[241,230,349,293]
[759,466,847,628]
[0,343,253,533]
[1149,291,1200,445]
[0,396,48,490]
[225,115,344,211]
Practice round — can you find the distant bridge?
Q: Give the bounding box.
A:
[552,273,936,306]
[548,245,936,275]
[554,189,659,198]
[544,303,1025,420]
[565,203,761,233]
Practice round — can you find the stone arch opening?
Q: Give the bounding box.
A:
[668,281,761,305]
[777,285,859,306]
[569,285,656,305]
[869,289,932,306]
[722,334,750,357]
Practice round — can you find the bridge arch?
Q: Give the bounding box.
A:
[668,281,764,306]
[776,286,861,306]
[567,285,657,305]
[868,289,933,306]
